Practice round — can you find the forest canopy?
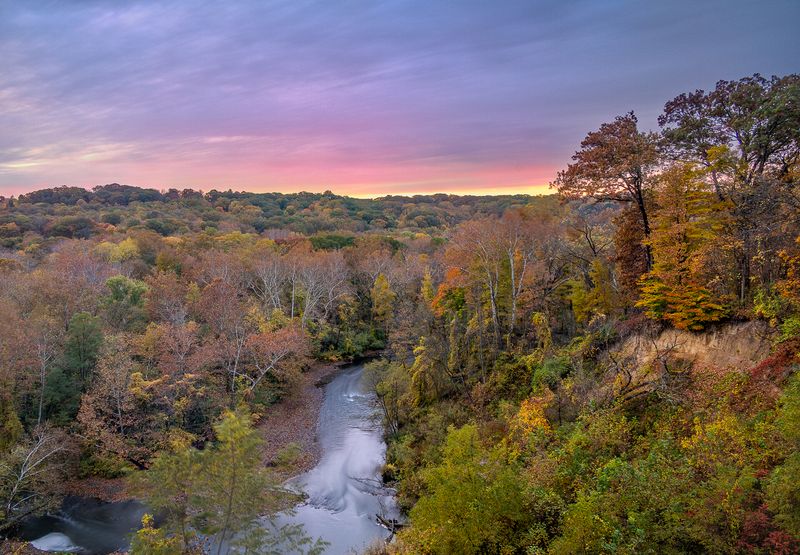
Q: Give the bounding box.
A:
[0,72,798,554]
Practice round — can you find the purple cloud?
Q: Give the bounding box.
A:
[0,0,798,195]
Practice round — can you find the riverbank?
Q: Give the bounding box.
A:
[1,360,369,555]
[259,360,352,480]
[3,359,390,555]
[0,539,46,554]
[49,361,352,502]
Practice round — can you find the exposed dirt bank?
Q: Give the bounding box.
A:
[602,320,778,406]
[618,320,775,371]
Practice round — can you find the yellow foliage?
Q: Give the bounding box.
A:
[130,513,182,554]
[512,394,552,436]
[96,238,140,263]
[503,393,553,461]
[680,412,748,471]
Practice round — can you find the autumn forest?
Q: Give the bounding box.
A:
[1,73,799,554]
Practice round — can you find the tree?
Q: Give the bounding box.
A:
[636,165,730,330]
[0,300,31,448]
[244,326,309,399]
[0,426,71,533]
[198,410,275,554]
[30,314,62,426]
[364,359,412,438]
[133,410,326,555]
[248,246,287,313]
[660,74,800,193]
[613,205,649,302]
[62,312,104,387]
[659,73,800,302]
[78,335,152,468]
[554,112,659,269]
[0,396,22,453]
[766,374,800,538]
[129,432,199,551]
[371,273,396,334]
[569,259,619,323]
[400,424,527,554]
[296,250,350,330]
[102,275,148,331]
[33,241,111,331]
[145,272,189,326]
[194,279,256,397]
[446,207,564,349]
[129,513,183,555]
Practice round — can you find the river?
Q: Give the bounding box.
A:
[15,363,398,554]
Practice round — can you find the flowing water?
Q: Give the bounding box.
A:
[15,496,146,553]
[15,363,397,554]
[274,363,399,554]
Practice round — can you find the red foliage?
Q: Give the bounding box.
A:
[737,339,800,411]
[738,504,798,554]
[748,339,800,384]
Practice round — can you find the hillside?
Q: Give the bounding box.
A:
[0,185,542,245]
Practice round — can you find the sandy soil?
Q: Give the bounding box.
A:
[259,361,347,480]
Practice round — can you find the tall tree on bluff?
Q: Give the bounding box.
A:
[660,74,799,191]
[554,112,659,269]
[637,165,730,330]
[659,73,800,302]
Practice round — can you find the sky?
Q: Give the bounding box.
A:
[1,1,798,198]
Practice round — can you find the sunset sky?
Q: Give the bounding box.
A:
[1,0,798,198]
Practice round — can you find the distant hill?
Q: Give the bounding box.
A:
[0,183,555,247]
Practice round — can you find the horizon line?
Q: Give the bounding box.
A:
[3,182,554,199]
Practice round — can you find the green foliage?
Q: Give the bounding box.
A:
[46,215,94,238]
[78,450,133,479]
[102,275,148,331]
[309,233,355,250]
[550,444,695,554]
[42,366,82,424]
[63,312,104,385]
[0,397,23,453]
[531,357,571,393]
[371,273,396,332]
[754,286,788,327]
[0,74,799,551]
[193,410,272,550]
[274,442,302,468]
[767,453,800,538]
[404,424,528,554]
[569,260,619,323]
[766,375,800,536]
[132,410,326,554]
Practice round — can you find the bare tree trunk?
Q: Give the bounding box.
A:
[38,362,46,426]
[634,183,653,271]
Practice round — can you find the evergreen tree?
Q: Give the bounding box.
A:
[132,410,326,555]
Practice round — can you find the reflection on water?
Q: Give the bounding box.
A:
[17,496,146,554]
[274,364,399,554]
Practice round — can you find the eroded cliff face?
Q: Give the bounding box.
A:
[603,321,777,406]
[620,321,775,371]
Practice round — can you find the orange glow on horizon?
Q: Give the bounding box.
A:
[0,154,559,198]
